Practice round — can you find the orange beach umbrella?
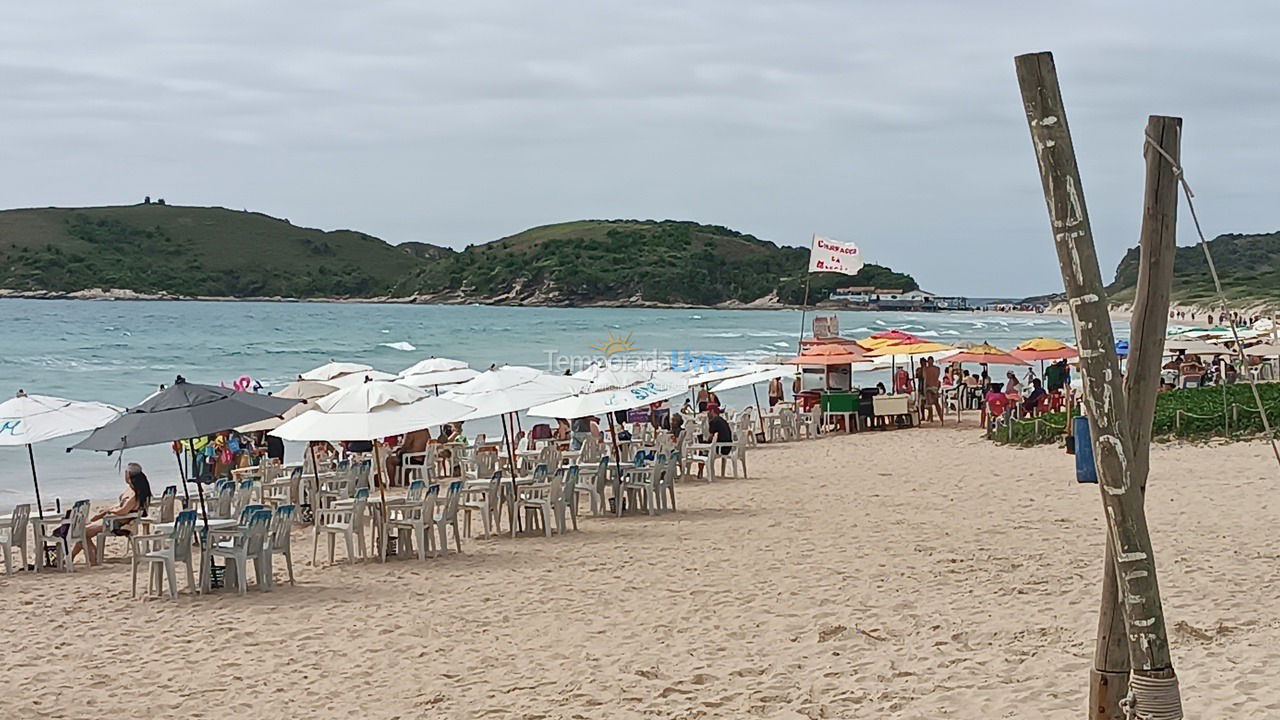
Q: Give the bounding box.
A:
[785,343,867,365]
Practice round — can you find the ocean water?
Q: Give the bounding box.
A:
[0,298,1106,502]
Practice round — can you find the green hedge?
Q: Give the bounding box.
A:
[994,382,1280,446]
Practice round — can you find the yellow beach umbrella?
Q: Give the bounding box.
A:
[865,341,956,357]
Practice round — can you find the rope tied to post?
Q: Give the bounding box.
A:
[1144,132,1280,469]
[1120,672,1183,720]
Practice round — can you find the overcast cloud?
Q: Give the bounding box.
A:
[2,1,1276,296]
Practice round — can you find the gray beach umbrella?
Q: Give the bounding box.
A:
[73,376,302,534]
[74,376,302,452]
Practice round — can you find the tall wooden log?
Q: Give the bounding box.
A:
[1090,115,1183,718]
[1014,51,1180,714]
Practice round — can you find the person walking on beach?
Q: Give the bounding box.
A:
[922,357,944,423]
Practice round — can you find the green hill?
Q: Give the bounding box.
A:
[405,219,916,305]
[0,203,432,298]
[1108,231,1280,307]
[0,205,917,306]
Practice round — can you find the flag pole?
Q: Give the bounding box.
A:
[797,233,815,352]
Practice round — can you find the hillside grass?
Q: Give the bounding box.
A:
[407,219,917,305]
[0,204,425,298]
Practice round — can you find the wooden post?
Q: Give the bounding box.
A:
[1015,52,1181,718]
[1089,115,1182,718]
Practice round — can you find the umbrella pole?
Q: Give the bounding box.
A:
[606,414,625,510]
[26,444,45,520]
[751,385,767,443]
[501,412,520,533]
[373,441,390,561]
[174,445,191,507]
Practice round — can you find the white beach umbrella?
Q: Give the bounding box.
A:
[399,367,481,390]
[399,356,469,377]
[442,366,589,421]
[271,381,473,442]
[709,364,795,393]
[323,369,398,390]
[0,392,122,518]
[442,366,589,532]
[528,372,689,419]
[572,363,655,392]
[685,363,773,389]
[236,380,337,433]
[299,361,374,382]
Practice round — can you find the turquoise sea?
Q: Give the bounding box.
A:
[0,298,1103,502]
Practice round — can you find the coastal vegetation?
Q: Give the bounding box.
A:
[1108,231,1280,307]
[995,382,1280,446]
[0,205,917,306]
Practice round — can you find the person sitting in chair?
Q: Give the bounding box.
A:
[385,427,432,484]
[74,463,153,565]
[696,404,734,478]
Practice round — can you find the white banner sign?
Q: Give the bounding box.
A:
[808,235,864,275]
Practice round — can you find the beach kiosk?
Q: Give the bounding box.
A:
[785,344,865,431]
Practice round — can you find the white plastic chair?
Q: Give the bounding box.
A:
[36,500,90,572]
[131,510,198,600]
[462,472,501,538]
[1,504,30,574]
[431,481,465,552]
[556,466,580,533]
[208,508,272,595]
[383,482,436,561]
[264,504,297,587]
[317,489,369,565]
[515,467,559,537]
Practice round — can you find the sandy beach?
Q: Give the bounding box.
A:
[1,423,1275,719]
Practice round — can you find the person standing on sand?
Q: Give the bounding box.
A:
[922,357,944,423]
[767,376,784,408]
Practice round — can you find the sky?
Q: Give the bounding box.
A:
[3,1,1277,297]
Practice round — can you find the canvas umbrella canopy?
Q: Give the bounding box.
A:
[324,370,398,390]
[865,341,956,358]
[785,344,867,365]
[1244,343,1280,357]
[271,381,473,441]
[573,363,656,391]
[0,392,122,519]
[236,380,336,433]
[398,356,469,377]
[398,367,481,394]
[299,361,373,382]
[709,364,794,393]
[1162,339,1230,357]
[442,366,589,532]
[528,371,689,419]
[683,363,770,389]
[856,330,920,350]
[1010,338,1079,362]
[74,376,302,533]
[945,342,1028,366]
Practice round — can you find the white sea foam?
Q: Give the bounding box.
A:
[704,332,744,338]
[380,341,417,352]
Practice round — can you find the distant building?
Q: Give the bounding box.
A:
[828,286,968,311]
